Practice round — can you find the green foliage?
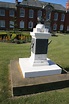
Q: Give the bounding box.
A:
[0,31,31,43]
[11,33,16,40]
[0,34,69,104]
[0,31,7,35]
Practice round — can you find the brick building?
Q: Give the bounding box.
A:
[0,0,69,32]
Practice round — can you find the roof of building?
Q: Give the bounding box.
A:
[20,0,42,8]
[0,1,15,9]
[0,0,66,11]
[20,0,66,11]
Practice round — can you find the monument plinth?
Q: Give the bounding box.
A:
[19,23,62,78]
[30,23,51,66]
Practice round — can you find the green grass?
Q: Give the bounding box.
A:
[48,34,69,70]
[0,34,69,104]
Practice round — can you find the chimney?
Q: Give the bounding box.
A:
[66,0,69,12]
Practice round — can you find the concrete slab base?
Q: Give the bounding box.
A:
[9,60,69,96]
[19,58,62,78]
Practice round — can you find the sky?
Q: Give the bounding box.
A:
[0,0,67,7]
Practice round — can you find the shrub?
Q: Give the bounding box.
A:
[11,33,16,40]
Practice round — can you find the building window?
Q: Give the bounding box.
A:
[46,11,51,21]
[54,13,58,21]
[61,14,65,21]
[37,10,42,18]
[28,21,33,29]
[0,9,5,16]
[20,8,25,17]
[20,21,24,28]
[0,20,5,27]
[67,26,69,31]
[60,24,64,31]
[10,21,14,28]
[9,10,14,17]
[53,23,57,30]
[29,9,34,18]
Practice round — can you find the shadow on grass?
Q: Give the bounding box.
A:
[13,80,69,96]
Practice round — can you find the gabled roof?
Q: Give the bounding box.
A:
[50,3,66,11]
[20,0,66,11]
[0,0,66,11]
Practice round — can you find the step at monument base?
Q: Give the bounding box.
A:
[19,58,62,78]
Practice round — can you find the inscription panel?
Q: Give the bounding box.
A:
[35,39,48,54]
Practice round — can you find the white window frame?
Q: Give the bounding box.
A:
[0,9,5,16]
[28,21,33,29]
[29,9,34,18]
[20,8,25,17]
[20,21,24,28]
[67,26,69,31]
[0,20,5,27]
[61,14,65,21]
[60,24,64,31]
[54,13,58,21]
[53,23,57,30]
[46,11,51,21]
[9,10,14,17]
[37,10,42,18]
[10,21,14,28]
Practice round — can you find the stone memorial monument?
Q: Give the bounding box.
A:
[19,22,62,78]
[30,23,50,66]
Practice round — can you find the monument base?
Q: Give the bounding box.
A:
[19,58,62,78]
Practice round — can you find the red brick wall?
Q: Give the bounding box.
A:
[65,12,69,31]
[0,6,69,32]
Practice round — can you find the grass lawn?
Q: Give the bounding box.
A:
[0,33,69,104]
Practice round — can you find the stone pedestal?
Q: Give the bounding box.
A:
[30,23,51,66]
[19,23,62,78]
